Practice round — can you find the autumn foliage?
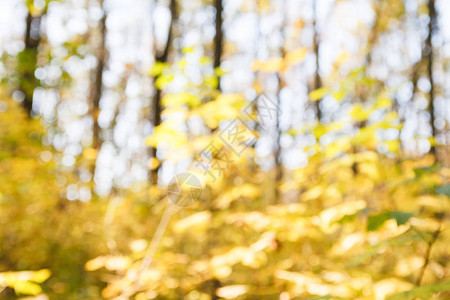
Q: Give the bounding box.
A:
[0,0,449,299]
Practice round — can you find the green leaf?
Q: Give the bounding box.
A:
[388,211,413,226]
[348,232,422,267]
[413,164,439,178]
[435,184,450,197]
[367,213,390,231]
[387,281,450,300]
[337,208,371,224]
[367,211,413,231]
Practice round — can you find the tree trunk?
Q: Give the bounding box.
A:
[19,10,43,115]
[87,0,107,193]
[274,1,288,203]
[426,0,437,155]
[150,0,177,185]
[213,0,223,90]
[274,74,284,203]
[91,0,107,152]
[352,0,381,167]
[312,0,322,121]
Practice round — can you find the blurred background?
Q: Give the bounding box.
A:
[0,0,449,299]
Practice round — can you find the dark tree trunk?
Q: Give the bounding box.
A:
[275,74,284,203]
[312,0,322,121]
[274,1,288,203]
[150,0,177,185]
[91,3,107,151]
[365,0,382,69]
[426,0,437,155]
[87,0,107,192]
[19,10,43,115]
[213,0,223,90]
[359,0,382,113]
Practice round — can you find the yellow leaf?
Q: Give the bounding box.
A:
[85,256,105,271]
[301,185,324,201]
[350,104,372,121]
[193,94,246,128]
[212,265,232,279]
[385,111,398,122]
[148,157,160,170]
[149,62,168,77]
[257,0,271,11]
[373,278,413,300]
[177,58,188,69]
[214,66,227,76]
[284,48,308,66]
[332,90,345,101]
[155,73,174,89]
[313,124,327,138]
[216,285,248,299]
[319,200,366,230]
[29,5,44,17]
[252,58,283,72]
[335,51,349,64]
[226,212,270,231]
[146,122,188,149]
[173,211,211,233]
[309,87,328,101]
[253,81,263,93]
[250,231,277,251]
[294,19,305,28]
[325,137,351,158]
[129,239,148,252]
[83,147,98,160]
[386,140,400,153]
[376,96,393,109]
[410,217,441,232]
[200,56,213,65]
[354,126,378,148]
[182,46,195,54]
[162,92,201,107]
[29,269,51,283]
[204,75,219,89]
[14,281,42,296]
[394,256,424,277]
[104,256,131,271]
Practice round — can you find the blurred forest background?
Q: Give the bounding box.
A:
[0,0,450,299]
